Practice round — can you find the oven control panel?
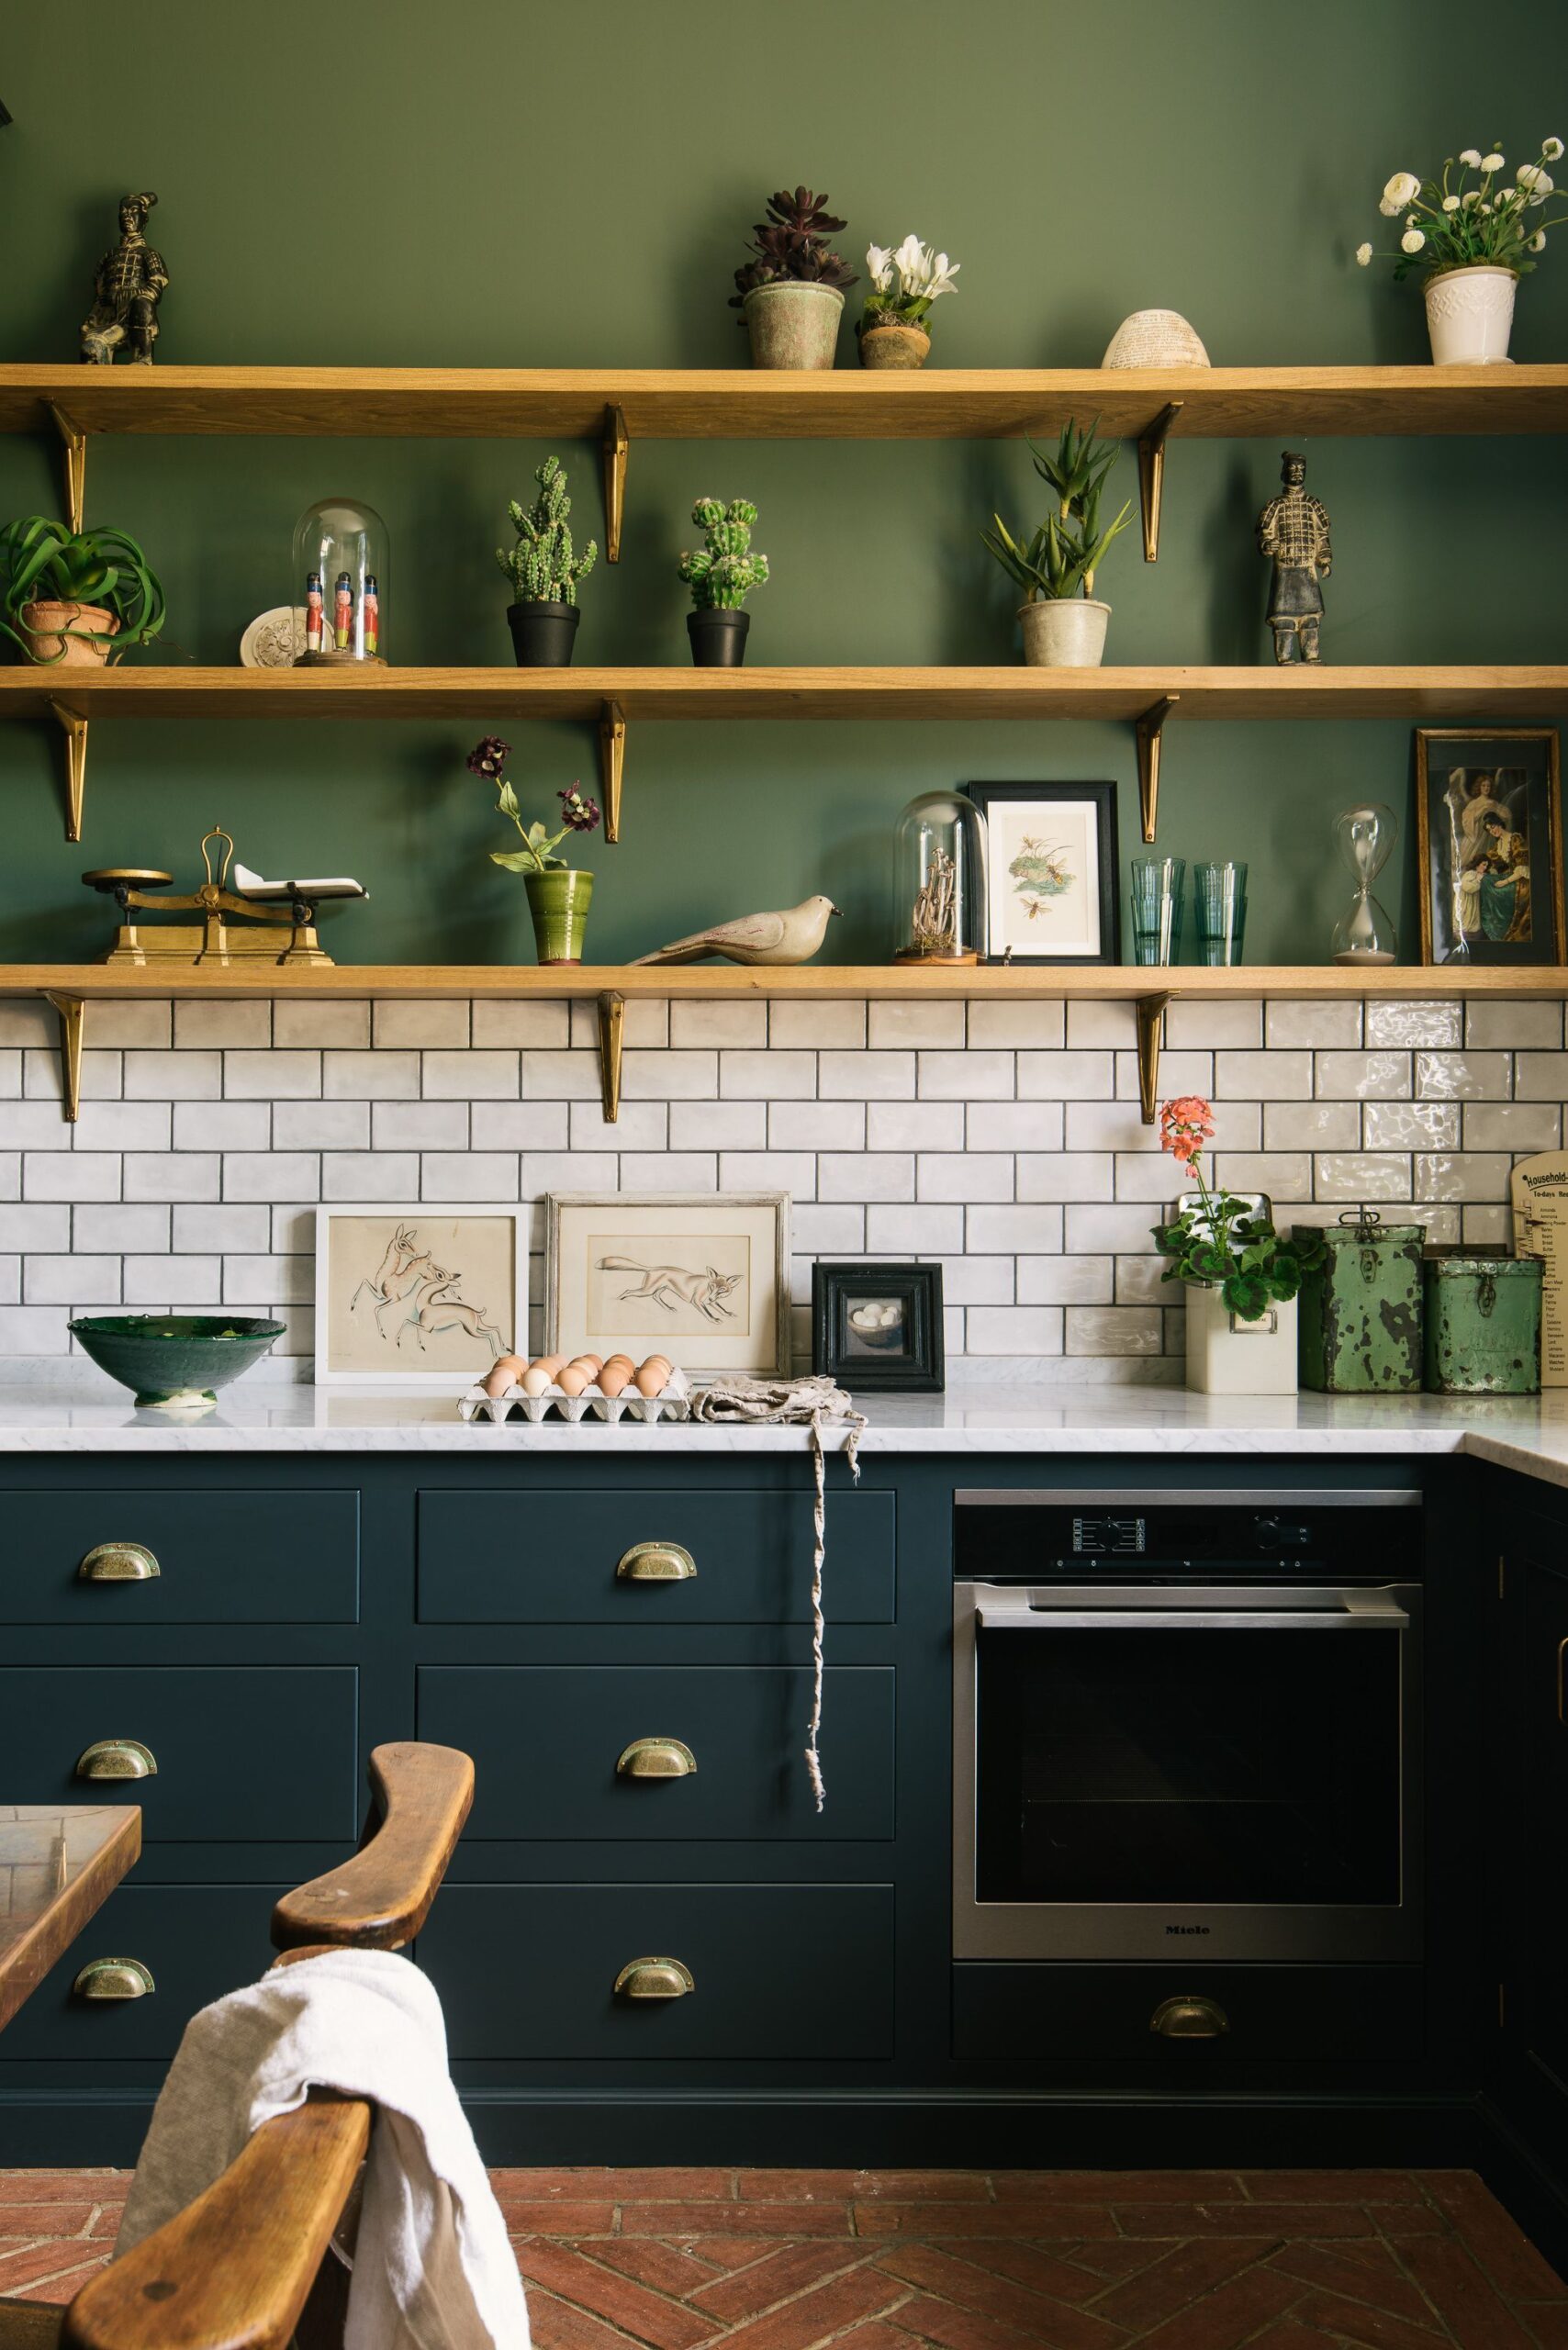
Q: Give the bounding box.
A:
[956,1490,1422,1580]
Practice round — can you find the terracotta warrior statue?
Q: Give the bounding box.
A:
[1256,450,1331,665]
[81,193,168,365]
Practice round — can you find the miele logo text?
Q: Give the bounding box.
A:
[1166,1924,1210,1935]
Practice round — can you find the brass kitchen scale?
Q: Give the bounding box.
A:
[83,825,368,968]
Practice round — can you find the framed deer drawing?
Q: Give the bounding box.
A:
[544,1193,791,1378]
[314,1205,527,1387]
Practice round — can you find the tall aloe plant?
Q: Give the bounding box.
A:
[982,418,1133,601]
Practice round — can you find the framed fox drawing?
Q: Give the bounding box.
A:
[544,1193,791,1378]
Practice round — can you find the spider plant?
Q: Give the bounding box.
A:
[0,517,166,661]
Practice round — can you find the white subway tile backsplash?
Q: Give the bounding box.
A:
[420,1154,521,1200]
[273,1101,370,1151]
[769,1102,867,1151]
[819,1051,914,1100]
[1266,1001,1363,1049]
[571,1000,666,1049]
[1266,1101,1358,1150]
[1416,1051,1511,1100]
[938,1255,1015,1304]
[24,1256,120,1305]
[1413,1152,1512,1203]
[966,1203,1065,1253]
[223,1255,312,1304]
[868,1000,965,1049]
[1017,1050,1114,1101]
[471,1102,568,1151]
[171,1204,267,1254]
[2,1204,71,1250]
[69,1102,174,1153]
[1514,1054,1568,1102]
[0,1155,17,1201]
[669,1001,768,1049]
[717,1151,815,1196]
[568,1101,665,1151]
[374,1001,470,1049]
[273,1001,372,1049]
[1017,1153,1115,1203]
[0,1050,18,1099]
[1120,1048,1211,1102]
[320,1153,420,1202]
[918,1154,1013,1202]
[966,1306,1064,1355]
[819,1153,913,1202]
[0,1305,68,1351]
[174,1001,272,1049]
[471,1002,571,1048]
[124,1154,220,1203]
[0,1005,55,1049]
[223,1153,321,1203]
[1215,1152,1313,1201]
[1164,1000,1260,1048]
[519,1049,600,1102]
[174,1102,270,1150]
[1366,1002,1462,1048]
[868,1204,966,1253]
[919,1049,1012,1100]
[668,1102,766,1151]
[1066,1306,1162,1356]
[76,1203,171,1252]
[1462,1102,1561,1151]
[123,1255,222,1305]
[324,1050,421,1101]
[969,1001,1066,1049]
[124,1050,221,1101]
[624,1051,720,1100]
[1462,1206,1512,1246]
[719,1050,813,1100]
[965,1101,1064,1152]
[375,1101,471,1151]
[1363,1101,1461,1150]
[1064,1002,1137,1048]
[1214,1049,1311,1099]
[74,1002,173,1049]
[1467,1001,1562,1050]
[225,1050,320,1100]
[1315,1050,1411,1101]
[619,1154,720,1192]
[23,1155,119,1202]
[422,1050,518,1100]
[0,1103,82,1150]
[1315,1153,1413,1201]
[25,1049,120,1102]
[519,1152,618,1200]
[790,1204,866,1252]
[770,1001,865,1048]
[1018,1254,1114,1304]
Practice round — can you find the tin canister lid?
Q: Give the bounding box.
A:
[1300,1211,1428,1248]
[1424,1248,1542,1281]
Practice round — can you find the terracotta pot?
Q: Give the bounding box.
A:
[17,599,119,666]
[858,322,931,371]
[524,867,593,965]
[742,282,844,370]
[1018,598,1110,667]
[1423,263,1518,364]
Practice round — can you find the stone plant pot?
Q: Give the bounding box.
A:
[858,322,931,371]
[1183,1284,1299,1396]
[688,609,750,667]
[524,867,593,965]
[17,599,119,666]
[1423,264,1518,365]
[507,600,580,666]
[1019,597,1110,667]
[742,282,844,370]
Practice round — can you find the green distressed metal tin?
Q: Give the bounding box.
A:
[1294,1213,1427,1393]
[1422,1249,1542,1395]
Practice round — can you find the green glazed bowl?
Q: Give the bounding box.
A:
[68,1315,286,1410]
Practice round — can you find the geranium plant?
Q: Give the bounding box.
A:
[1356,137,1566,277]
[1150,1096,1325,1322]
[730,187,858,307]
[860,237,960,336]
[468,736,600,873]
[982,417,1133,602]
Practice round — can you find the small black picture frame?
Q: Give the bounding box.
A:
[964,780,1120,965]
[812,1262,945,1393]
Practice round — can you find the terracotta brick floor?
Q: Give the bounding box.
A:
[2,2166,1565,2346]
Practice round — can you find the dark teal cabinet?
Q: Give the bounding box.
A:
[0,1489,360,1622]
[0,1886,286,2060]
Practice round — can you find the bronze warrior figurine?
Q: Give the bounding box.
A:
[81,192,168,365]
[1256,450,1331,665]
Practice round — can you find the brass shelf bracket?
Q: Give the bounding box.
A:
[599,698,626,843]
[47,991,85,1123]
[1136,992,1170,1126]
[50,699,89,843]
[1136,401,1183,564]
[48,402,87,533]
[1134,694,1179,843]
[603,404,629,564]
[598,989,625,1124]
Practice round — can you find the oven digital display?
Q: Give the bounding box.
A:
[1071,1516,1146,1555]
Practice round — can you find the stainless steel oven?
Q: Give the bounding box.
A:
[953,1489,1423,1964]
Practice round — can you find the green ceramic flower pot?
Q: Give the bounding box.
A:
[525,867,593,965]
[68,1315,286,1410]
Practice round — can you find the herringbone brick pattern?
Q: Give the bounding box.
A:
[0,2167,1562,2345]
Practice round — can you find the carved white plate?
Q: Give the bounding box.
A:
[240,606,310,667]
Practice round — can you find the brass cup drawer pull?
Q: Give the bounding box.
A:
[617,1737,698,1780]
[78,1542,160,1583]
[1150,1994,1229,2040]
[73,1957,155,2001]
[613,1956,694,2000]
[75,1738,157,1782]
[616,1542,697,1583]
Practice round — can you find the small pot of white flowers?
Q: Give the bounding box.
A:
[1356,139,1565,364]
[857,237,960,370]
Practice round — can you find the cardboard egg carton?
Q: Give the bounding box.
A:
[458,1364,692,1427]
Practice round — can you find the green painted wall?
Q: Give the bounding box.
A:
[1,1,1564,966]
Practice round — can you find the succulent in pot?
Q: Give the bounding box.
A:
[981,419,1132,667]
[470,735,601,965]
[858,235,960,370]
[730,186,857,370]
[678,497,769,666]
[1354,136,1567,364]
[497,457,597,666]
[0,516,165,666]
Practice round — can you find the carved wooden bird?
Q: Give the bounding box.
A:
[633,895,841,967]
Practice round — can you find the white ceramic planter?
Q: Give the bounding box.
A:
[1019,597,1110,667]
[1183,1284,1298,1395]
[1423,265,1518,365]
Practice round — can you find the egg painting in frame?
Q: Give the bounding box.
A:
[964,781,1120,964]
[812,1262,945,1393]
[545,1192,791,1377]
[313,1204,527,1387]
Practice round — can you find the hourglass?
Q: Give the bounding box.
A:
[1331,802,1398,966]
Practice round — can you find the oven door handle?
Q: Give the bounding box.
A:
[975,1595,1410,1631]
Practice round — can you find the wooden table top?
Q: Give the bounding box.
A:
[0,1805,141,2033]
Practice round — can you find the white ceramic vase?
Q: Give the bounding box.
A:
[1019,598,1110,667]
[1183,1284,1298,1396]
[1423,265,1518,365]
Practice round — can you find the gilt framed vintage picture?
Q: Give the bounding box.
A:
[812,1262,945,1393]
[1414,729,1565,967]
[544,1193,791,1378]
[313,1205,527,1387]
[964,782,1120,964]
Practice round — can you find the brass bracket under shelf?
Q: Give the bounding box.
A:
[599,698,626,843]
[598,988,624,1124]
[46,990,85,1123]
[48,402,87,534]
[602,403,628,564]
[1134,694,1179,843]
[1136,991,1170,1126]
[50,699,89,843]
[1137,401,1182,564]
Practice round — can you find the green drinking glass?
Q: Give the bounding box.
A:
[1193,861,1248,967]
[1129,857,1185,966]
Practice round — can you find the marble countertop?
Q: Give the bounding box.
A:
[1,1382,1567,1488]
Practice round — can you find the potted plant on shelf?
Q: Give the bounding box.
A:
[1355,137,1566,364]
[469,735,601,965]
[496,457,597,666]
[0,516,165,666]
[858,236,960,370]
[1150,1095,1326,1395]
[982,419,1132,666]
[678,497,769,666]
[731,186,857,370]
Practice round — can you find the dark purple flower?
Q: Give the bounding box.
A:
[558,784,601,834]
[466,735,510,778]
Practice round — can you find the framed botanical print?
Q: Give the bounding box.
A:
[313,1205,526,1387]
[1414,728,1565,966]
[812,1262,945,1393]
[964,781,1120,964]
[544,1192,791,1376]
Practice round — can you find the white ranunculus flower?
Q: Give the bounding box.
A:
[1483,151,1505,171]
[1459,149,1484,168]
[1499,188,1518,206]
[1401,228,1427,253]
[866,244,895,292]
[1381,170,1421,215]
[1356,241,1374,265]
[1544,138,1564,162]
[1530,229,1548,252]
[1462,189,1483,207]
[1518,162,1554,202]
[1442,193,1462,211]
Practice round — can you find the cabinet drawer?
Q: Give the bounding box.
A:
[421,1885,894,2060]
[953,1964,1425,2064]
[0,1491,359,1624]
[0,1886,283,2061]
[418,1666,894,1841]
[0,1668,359,1841]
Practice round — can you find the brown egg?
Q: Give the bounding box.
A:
[598,1363,632,1397]
[603,1352,635,1372]
[574,1352,604,1374]
[520,1364,553,1398]
[633,1360,668,1397]
[643,1355,671,1378]
[482,1353,526,1399]
[555,1364,589,1397]
[535,1355,567,1376]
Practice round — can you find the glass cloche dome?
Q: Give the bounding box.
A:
[892,790,989,964]
[292,497,388,666]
